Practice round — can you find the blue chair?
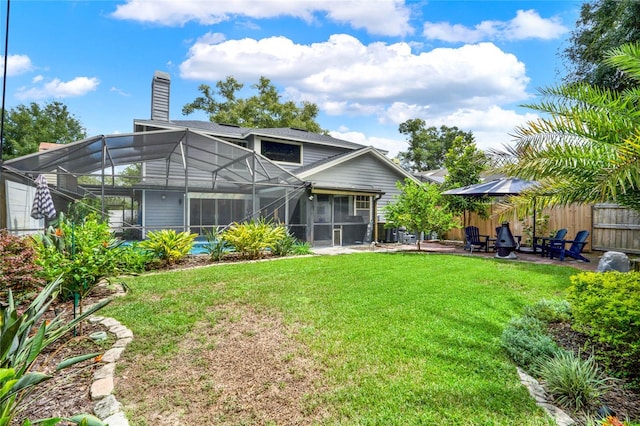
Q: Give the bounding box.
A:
[533,228,567,256]
[547,230,590,262]
[464,226,490,253]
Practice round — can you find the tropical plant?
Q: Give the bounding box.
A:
[291,241,313,255]
[495,42,640,214]
[1,278,110,425]
[203,227,230,262]
[271,230,298,257]
[139,229,197,265]
[383,178,459,249]
[33,213,121,301]
[222,219,287,259]
[534,351,614,412]
[0,230,44,301]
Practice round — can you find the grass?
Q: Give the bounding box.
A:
[104,252,576,425]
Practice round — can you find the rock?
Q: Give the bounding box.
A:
[94,395,122,419]
[597,251,630,272]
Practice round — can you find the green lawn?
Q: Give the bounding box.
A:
[104,252,577,425]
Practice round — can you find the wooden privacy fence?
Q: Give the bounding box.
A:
[445,203,593,252]
[592,204,640,255]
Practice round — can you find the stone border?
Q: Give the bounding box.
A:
[517,368,576,426]
[86,314,132,426]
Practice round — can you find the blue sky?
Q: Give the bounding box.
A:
[1,0,581,157]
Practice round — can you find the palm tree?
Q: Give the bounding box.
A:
[496,43,640,213]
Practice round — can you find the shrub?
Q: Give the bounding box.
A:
[140,229,197,265]
[501,315,564,370]
[271,230,298,257]
[523,299,571,323]
[114,241,154,273]
[33,213,121,301]
[0,229,44,300]
[534,351,613,413]
[567,271,640,384]
[204,227,230,262]
[222,219,286,259]
[292,241,313,255]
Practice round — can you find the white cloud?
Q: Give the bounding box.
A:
[180,35,529,120]
[423,9,567,43]
[329,129,405,158]
[1,54,33,76]
[16,76,99,100]
[111,0,412,36]
[110,86,131,97]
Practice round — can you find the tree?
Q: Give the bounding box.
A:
[397,120,475,172]
[562,0,640,91]
[496,43,640,214]
[441,136,488,225]
[383,178,459,249]
[2,101,86,160]
[182,76,325,132]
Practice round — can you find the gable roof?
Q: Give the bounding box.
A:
[295,146,417,182]
[134,119,367,151]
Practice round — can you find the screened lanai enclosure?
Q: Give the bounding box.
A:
[1,129,309,240]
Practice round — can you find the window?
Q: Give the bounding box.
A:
[261,140,301,164]
[355,196,370,210]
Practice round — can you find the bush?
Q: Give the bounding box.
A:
[271,231,297,257]
[0,229,44,300]
[114,241,154,273]
[523,299,571,323]
[292,241,313,255]
[140,229,197,265]
[222,219,286,259]
[204,227,230,262]
[501,315,564,370]
[535,351,613,413]
[33,213,121,301]
[567,271,640,384]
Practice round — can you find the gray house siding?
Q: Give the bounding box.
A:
[144,190,184,234]
[304,154,406,220]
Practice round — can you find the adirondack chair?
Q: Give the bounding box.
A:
[464,226,490,253]
[547,230,590,262]
[533,228,568,257]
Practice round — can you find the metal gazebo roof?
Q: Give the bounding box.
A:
[442,177,538,197]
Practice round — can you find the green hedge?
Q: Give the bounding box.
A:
[567,271,640,385]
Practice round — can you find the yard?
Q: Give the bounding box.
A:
[101,252,579,425]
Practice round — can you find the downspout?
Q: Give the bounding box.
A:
[373,193,383,243]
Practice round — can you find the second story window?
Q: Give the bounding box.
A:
[261,141,301,164]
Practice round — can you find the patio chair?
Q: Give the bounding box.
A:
[546,230,590,262]
[533,228,567,257]
[464,226,490,253]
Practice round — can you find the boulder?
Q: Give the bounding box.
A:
[597,251,630,272]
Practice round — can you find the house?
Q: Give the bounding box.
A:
[0,71,417,246]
